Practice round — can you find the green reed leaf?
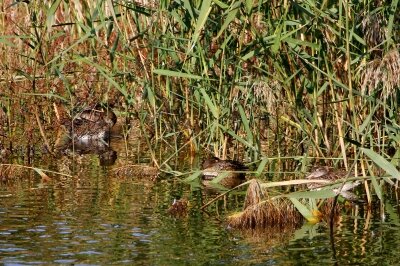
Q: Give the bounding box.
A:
[200,88,218,118]
[153,69,202,80]
[46,0,61,31]
[362,148,398,183]
[182,0,194,20]
[210,172,230,184]
[216,2,240,38]
[285,189,336,199]
[386,0,399,47]
[370,175,382,201]
[256,158,268,176]
[238,103,253,144]
[188,0,212,53]
[184,170,202,182]
[288,198,314,221]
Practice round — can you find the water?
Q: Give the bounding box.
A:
[1,140,400,265]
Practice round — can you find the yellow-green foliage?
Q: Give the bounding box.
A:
[0,0,399,164]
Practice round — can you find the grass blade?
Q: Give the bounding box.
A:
[187,0,212,53]
[362,148,399,183]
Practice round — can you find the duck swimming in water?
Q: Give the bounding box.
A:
[55,103,117,144]
[306,166,361,201]
[201,157,247,189]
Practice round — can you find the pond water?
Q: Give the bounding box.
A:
[1,138,400,265]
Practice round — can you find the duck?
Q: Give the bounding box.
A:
[55,103,117,144]
[306,166,361,201]
[201,156,247,189]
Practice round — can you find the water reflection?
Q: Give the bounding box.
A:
[1,142,400,264]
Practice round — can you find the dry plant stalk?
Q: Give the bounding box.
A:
[243,178,265,208]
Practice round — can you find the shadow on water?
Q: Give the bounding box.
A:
[1,121,400,264]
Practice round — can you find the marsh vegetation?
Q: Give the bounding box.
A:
[1,0,400,263]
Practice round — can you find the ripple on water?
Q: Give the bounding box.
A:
[1,143,400,265]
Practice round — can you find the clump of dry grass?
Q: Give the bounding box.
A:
[227,179,303,229]
[243,178,265,208]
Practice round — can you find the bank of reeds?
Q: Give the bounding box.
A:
[1,0,400,214]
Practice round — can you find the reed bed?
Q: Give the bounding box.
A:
[1,0,400,219]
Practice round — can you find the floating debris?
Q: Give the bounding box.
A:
[167,199,189,217]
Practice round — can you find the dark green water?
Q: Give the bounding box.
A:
[1,140,400,265]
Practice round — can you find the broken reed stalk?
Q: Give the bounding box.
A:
[34,106,54,155]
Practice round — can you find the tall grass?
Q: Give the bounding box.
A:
[0,0,400,207]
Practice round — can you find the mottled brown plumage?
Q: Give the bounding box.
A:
[201,157,247,189]
[306,166,361,201]
[57,104,117,143]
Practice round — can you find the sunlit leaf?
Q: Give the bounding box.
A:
[288,198,315,222]
[153,69,203,80]
[362,148,398,183]
[256,158,268,176]
[188,0,212,53]
[284,189,336,199]
[184,170,202,182]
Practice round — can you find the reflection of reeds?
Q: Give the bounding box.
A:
[112,164,159,180]
[227,180,302,229]
[1,0,400,208]
[318,198,341,223]
[0,164,65,182]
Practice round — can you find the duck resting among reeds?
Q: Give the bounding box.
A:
[306,166,361,201]
[201,157,247,189]
[54,103,117,144]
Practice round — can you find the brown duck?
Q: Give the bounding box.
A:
[55,104,117,143]
[201,157,247,189]
[306,166,361,201]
